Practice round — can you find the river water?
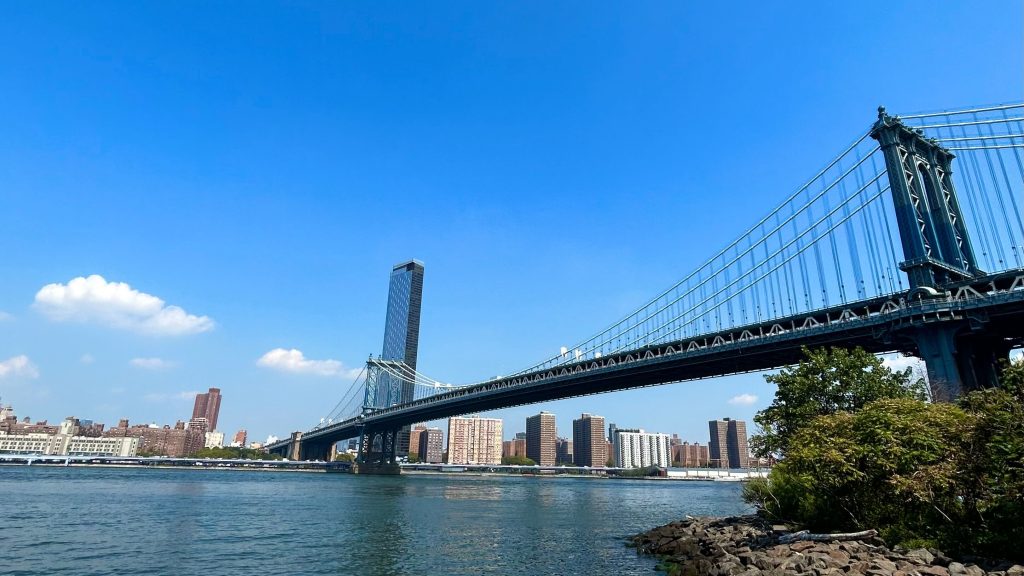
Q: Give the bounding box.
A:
[1,466,751,575]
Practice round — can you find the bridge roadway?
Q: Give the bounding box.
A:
[268,269,1024,458]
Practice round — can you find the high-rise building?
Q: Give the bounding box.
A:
[727,419,749,469]
[526,411,556,466]
[572,413,606,467]
[418,428,443,463]
[446,415,502,465]
[233,429,247,447]
[379,260,425,455]
[408,424,428,459]
[612,429,671,468]
[191,388,222,431]
[708,419,729,468]
[555,437,573,465]
[708,418,749,468]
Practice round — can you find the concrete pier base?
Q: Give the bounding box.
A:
[352,463,402,475]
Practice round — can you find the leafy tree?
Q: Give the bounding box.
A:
[334,452,354,462]
[406,453,420,463]
[193,446,282,460]
[953,358,1024,558]
[744,350,1024,561]
[501,455,536,466]
[751,347,925,458]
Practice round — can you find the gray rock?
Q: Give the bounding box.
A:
[961,565,985,576]
[948,562,967,574]
[906,549,936,565]
[916,566,950,576]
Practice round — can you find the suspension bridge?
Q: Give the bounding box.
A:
[267,104,1024,472]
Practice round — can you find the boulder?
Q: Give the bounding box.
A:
[906,549,936,565]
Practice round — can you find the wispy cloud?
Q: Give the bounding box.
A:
[257,348,361,378]
[130,357,176,370]
[80,353,95,365]
[728,393,759,406]
[143,391,199,402]
[882,354,926,374]
[34,274,214,336]
[0,311,13,322]
[0,355,39,380]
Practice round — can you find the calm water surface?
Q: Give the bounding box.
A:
[1,466,751,575]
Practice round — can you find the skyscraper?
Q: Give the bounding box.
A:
[572,413,606,467]
[191,388,222,432]
[526,411,556,466]
[446,415,502,465]
[380,260,425,455]
[708,418,749,468]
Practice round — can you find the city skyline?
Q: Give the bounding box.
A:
[1,3,1020,444]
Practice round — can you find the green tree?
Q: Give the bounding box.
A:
[334,452,354,462]
[406,453,420,463]
[751,347,925,458]
[501,455,536,466]
[744,352,1024,561]
[953,358,1024,558]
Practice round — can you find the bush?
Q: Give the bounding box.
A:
[752,347,925,459]
[744,353,1024,561]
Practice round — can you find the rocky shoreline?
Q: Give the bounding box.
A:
[630,516,1023,576]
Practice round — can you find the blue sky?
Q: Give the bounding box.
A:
[1,2,1021,445]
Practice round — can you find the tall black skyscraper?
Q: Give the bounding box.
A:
[380,260,425,455]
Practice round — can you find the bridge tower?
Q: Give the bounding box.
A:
[871,107,1008,401]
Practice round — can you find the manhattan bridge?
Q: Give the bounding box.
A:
[268,104,1024,472]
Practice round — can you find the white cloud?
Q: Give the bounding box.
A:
[0,311,13,322]
[33,274,214,336]
[257,348,361,378]
[0,355,39,379]
[80,354,95,365]
[727,393,759,406]
[130,357,176,370]
[882,354,926,374]
[143,391,199,402]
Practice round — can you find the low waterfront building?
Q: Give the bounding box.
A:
[612,429,671,469]
[0,430,138,457]
[103,419,204,457]
[555,437,573,465]
[205,430,225,449]
[672,441,710,467]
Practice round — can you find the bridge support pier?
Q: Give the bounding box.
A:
[353,425,401,475]
[912,325,1012,403]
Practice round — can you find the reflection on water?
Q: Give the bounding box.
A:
[1,467,752,576]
